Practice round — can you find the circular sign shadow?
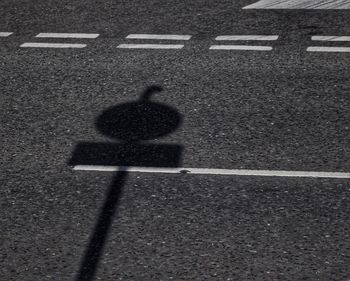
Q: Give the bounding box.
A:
[96,86,182,142]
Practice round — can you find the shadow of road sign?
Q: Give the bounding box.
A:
[69,85,183,281]
[69,142,181,167]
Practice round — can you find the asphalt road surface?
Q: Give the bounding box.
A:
[1,1,350,281]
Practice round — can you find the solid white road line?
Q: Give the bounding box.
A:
[307,46,350,52]
[215,35,279,41]
[117,44,184,49]
[20,43,86,48]
[36,33,99,38]
[243,0,350,9]
[126,34,191,40]
[0,32,13,37]
[73,165,350,179]
[311,36,350,41]
[210,45,272,51]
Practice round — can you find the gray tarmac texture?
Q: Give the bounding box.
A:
[1,1,350,280]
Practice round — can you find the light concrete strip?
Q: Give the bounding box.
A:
[126,34,191,40]
[307,46,350,52]
[36,33,99,38]
[20,43,86,48]
[210,45,272,51]
[216,35,279,41]
[243,0,350,9]
[0,32,13,37]
[73,165,350,179]
[312,36,350,41]
[117,44,184,49]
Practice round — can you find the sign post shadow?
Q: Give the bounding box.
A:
[69,86,183,281]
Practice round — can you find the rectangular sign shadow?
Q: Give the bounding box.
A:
[69,142,183,168]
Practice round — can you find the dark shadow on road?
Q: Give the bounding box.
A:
[69,85,183,281]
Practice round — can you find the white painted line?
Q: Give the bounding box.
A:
[126,34,191,40]
[0,32,13,37]
[210,45,272,51]
[73,165,350,179]
[117,44,184,49]
[311,36,350,41]
[20,42,86,48]
[243,0,350,9]
[215,35,279,41]
[307,46,350,52]
[36,33,99,38]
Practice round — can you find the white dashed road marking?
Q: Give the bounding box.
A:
[210,45,273,51]
[307,46,350,52]
[117,43,184,49]
[36,33,99,38]
[0,32,13,37]
[126,34,191,40]
[73,165,350,179]
[11,32,350,53]
[308,35,350,52]
[22,33,99,49]
[211,35,276,51]
[243,0,350,9]
[312,36,350,41]
[20,42,87,48]
[118,34,190,49]
[215,35,279,41]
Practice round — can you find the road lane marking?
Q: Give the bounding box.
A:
[312,36,350,41]
[73,165,350,179]
[215,35,279,41]
[20,42,86,48]
[117,44,184,49]
[36,33,99,38]
[126,34,191,40]
[210,45,272,51]
[307,46,350,52]
[0,32,13,37]
[243,0,350,9]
